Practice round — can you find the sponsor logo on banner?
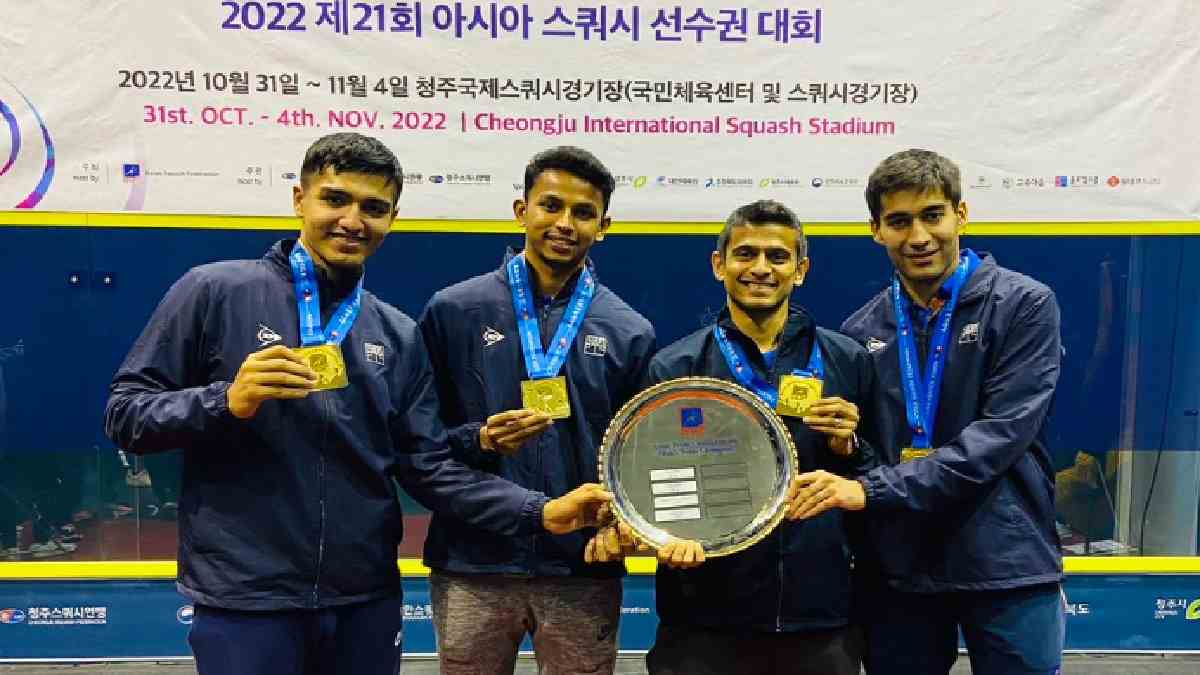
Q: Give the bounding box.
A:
[26,606,108,625]
[1107,175,1120,187]
[403,603,433,621]
[123,163,141,181]
[811,177,860,189]
[428,175,444,184]
[440,172,490,186]
[402,172,422,184]
[614,174,648,189]
[1116,176,1162,186]
[0,608,26,624]
[280,171,298,181]
[655,176,700,187]
[177,605,194,624]
[759,177,804,189]
[970,175,992,189]
[1055,175,1070,187]
[1065,175,1100,187]
[1002,177,1013,189]
[704,177,754,188]
[1154,597,1195,620]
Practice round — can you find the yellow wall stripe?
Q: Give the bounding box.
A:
[0,211,1197,236]
[4,557,1200,580]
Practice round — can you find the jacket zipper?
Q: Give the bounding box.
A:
[768,355,786,632]
[529,299,555,573]
[312,393,331,606]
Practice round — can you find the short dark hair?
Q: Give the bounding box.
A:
[524,146,615,214]
[717,199,808,260]
[300,132,404,203]
[865,149,961,223]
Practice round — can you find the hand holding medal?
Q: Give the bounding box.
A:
[227,345,319,419]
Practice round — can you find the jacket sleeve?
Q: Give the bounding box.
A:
[416,295,491,467]
[826,346,882,477]
[392,321,548,536]
[859,290,1062,512]
[103,269,237,455]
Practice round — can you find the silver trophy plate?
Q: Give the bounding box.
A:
[599,377,798,557]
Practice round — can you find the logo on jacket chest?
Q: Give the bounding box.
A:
[959,322,980,344]
[482,326,505,347]
[584,334,608,357]
[364,342,386,365]
[866,337,887,354]
[256,323,282,346]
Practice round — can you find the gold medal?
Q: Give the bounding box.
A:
[522,376,571,419]
[295,344,349,391]
[776,375,822,417]
[900,447,932,463]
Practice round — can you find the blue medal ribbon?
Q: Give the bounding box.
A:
[507,253,595,380]
[288,241,362,347]
[892,249,979,448]
[714,324,824,409]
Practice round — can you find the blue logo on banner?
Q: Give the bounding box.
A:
[0,608,26,624]
[122,163,140,178]
[176,605,194,625]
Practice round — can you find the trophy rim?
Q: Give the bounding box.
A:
[598,376,799,558]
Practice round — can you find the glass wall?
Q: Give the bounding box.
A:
[2,226,1197,563]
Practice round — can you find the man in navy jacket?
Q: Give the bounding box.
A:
[418,146,655,674]
[588,200,879,675]
[791,149,1064,674]
[105,133,610,675]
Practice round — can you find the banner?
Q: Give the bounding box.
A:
[2,575,1200,658]
[0,1,1197,221]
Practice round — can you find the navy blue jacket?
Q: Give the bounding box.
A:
[650,306,879,633]
[105,240,547,610]
[418,251,655,577]
[840,252,1063,592]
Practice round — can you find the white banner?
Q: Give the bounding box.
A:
[0,1,1197,221]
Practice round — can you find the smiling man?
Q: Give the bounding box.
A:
[585,199,880,675]
[105,133,612,675]
[417,146,655,674]
[789,149,1065,674]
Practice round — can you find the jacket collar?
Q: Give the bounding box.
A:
[892,249,996,310]
[265,238,363,303]
[496,247,597,302]
[715,302,816,356]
